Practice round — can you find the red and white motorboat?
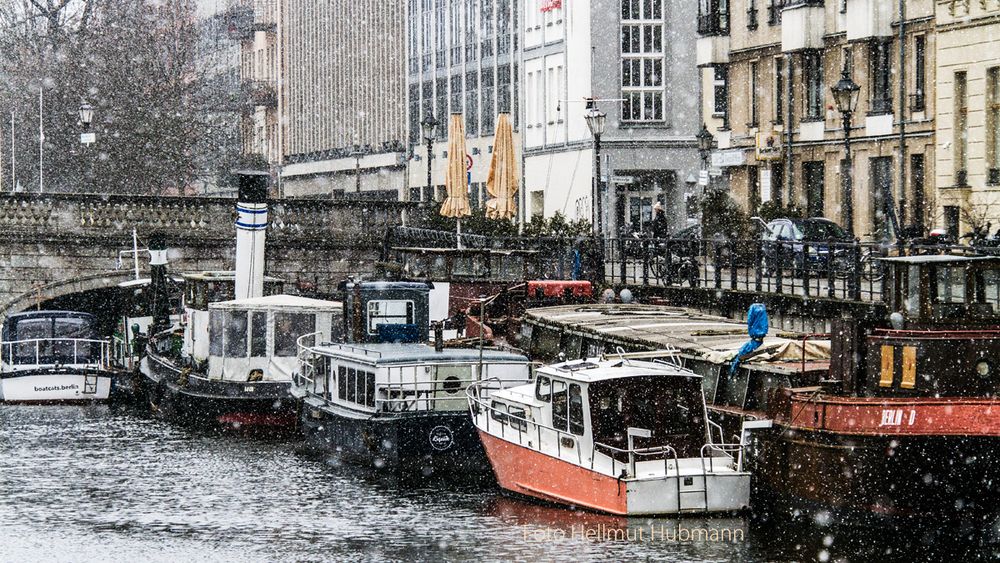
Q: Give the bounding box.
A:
[468,354,751,515]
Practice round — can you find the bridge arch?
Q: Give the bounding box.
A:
[0,271,136,321]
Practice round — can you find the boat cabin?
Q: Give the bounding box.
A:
[867,255,1000,397]
[180,271,284,362]
[205,295,342,382]
[296,342,530,414]
[1,311,109,372]
[342,281,431,344]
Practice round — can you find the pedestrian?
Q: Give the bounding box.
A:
[649,201,670,240]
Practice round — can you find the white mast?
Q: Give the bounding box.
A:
[38,88,43,194]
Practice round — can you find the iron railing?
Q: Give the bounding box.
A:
[1,338,111,370]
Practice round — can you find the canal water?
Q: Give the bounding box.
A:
[0,405,995,562]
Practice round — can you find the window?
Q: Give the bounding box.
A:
[768,0,783,25]
[870,39,892,114]
[250,311,267,357]
[465,0,478,61]
[482,69,495,135]
[535,375,552,401]
[481,0,493,57]
[955,71,969,185]
[713,65,729,126]
[367,300,415,335]
[945,206,961,240]
[449,0,462,63]
[803,50,823,120]
[749,60,759,127]
[774,57,783,125]
[209,310,224,356]
[224,310,248,357]
[988,67,1000,185]
[747,0,758,30]
[466,71,479,136]
[911,154,925,232]
[621,0,665,123]
[274,313,314,356]
[435,78,447,141]
[450,75,462,113]
[346,366,357,403]
[913,35,926,112]
[870,156,893,240]
[490,400,508,423]
[507,406,527,432]
[365,372,376,408]
[338,365,348,401]
[551,379,568,431]
[697,0,728,35]
[568,383,584,435]
[803,162,824,218]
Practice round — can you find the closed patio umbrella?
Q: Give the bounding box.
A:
[485,113,518,221]
[440,113,471,246]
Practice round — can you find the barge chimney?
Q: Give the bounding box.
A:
[234,171,270,300]
[149,232,171,334]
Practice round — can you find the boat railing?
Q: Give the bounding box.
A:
[592,441,681,481]
[294,331,324,389]
[467,379,587,466]
[0,337,111,370]
[700,443,744,473]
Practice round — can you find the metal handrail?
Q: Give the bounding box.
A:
[1,337,111,370]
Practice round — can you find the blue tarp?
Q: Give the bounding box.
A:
[730,303,769,375]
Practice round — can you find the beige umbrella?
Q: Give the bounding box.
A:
[440,113,471,246]
[485,113,519,220]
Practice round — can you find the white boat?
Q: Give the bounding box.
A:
[468,353,751,515]
[1,311,114,403]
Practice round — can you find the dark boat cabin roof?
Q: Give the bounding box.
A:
[882,255,1000,325]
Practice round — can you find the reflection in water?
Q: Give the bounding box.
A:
[0,405,996,562]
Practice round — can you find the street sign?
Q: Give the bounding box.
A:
[698,170,709,186]
[611,175,634,184]
[466,154,473,170]
[80,132,96,145]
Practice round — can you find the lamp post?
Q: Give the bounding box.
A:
[420,113,437,203]
[352,144,363,194]
[78,102,96,190]
[584,99,607,236]
[831,69,861,235]
[696,124,714,193]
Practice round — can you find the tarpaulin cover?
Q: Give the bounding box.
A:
[730,303,769,374]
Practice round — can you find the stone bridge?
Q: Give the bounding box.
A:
[0,193,418,316]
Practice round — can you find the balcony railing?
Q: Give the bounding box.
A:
[767,0,785,24]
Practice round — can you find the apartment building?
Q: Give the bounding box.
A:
[936,0,1000,237]
[521,0,702,236]
[404,0,519,207]
[235,0,408,199]
[697,0,936,239]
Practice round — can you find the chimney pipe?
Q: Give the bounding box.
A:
[148,232,171,334]
[433,321,444,352]
[234,171,270,300]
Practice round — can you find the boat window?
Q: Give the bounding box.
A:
[346,367,357,403]
[507,406,527,432]
[535,375,551,402]
[11,318,52,363]
[976,269,1000,311]
[569,384,584,436]
[365,372,376,408]
[551,379,568,432]
[490,401,508,423]
[905,265,920,316]
[224,310,248,357]
[324,360,335,400]
[338,365,347,400]
[274,313,315,356]
[250,312,268,357]
[934,266,966,304]
[367,300,414,335]
[209,310,224,356]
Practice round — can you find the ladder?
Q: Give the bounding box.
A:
[676,474,709,513]
[83,373,99,395]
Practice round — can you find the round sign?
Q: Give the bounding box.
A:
[466,154,473,171]
[429,425,454,451]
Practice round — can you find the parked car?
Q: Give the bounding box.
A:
[761,217,854,275]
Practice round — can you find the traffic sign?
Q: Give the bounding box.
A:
[466,154,473,171]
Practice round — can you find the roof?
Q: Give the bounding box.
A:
[5,310,95,321]
[879,255,999,265]
[181,271,284,282]
[209,294,342,312]
[537,358,700,383]
[308,342,528,365]
[341,281,432,291]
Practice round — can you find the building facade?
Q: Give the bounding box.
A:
[935,0,1000,237]
[404,0,520,207]
[521,0,702,236]
[235,0,408,199]
[697,0,936,239]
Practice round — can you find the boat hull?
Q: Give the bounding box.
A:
[0,371,112,403]
[298,399,488,473]
[478,431,750,516]
[141,355,296,429]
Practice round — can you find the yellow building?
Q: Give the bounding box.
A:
[935,0,1000,237]
[697,0,936,239]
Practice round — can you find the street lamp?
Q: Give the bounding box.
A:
[78,102,96,191]
[584,99,607,236]
[78,103,94,131]
[831,69,861,234]
[696,124,713,169]
[351,143,363,194]
[420,113,437,203]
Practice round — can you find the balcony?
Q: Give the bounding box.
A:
[242,80,277,110]
[697,12,729,36]
[696,35,730,66]
[781,1,824,52]
[846,0,893,41]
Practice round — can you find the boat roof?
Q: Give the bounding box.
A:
[181,270,284,282]
[5,310,95,321]
[118,276,184,288]
[878,255,1000,265]
[209,294,342,312]
[537,358,700,383]
[308,342,528,365]
[341,280,432,291]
